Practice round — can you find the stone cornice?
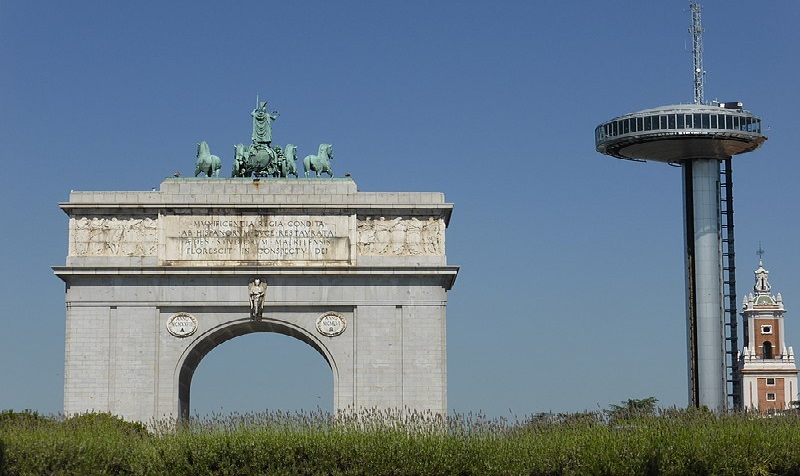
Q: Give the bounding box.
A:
[52,265,460,289]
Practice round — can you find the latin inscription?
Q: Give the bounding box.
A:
[163,215,351,264]
[166,312,198,337]
[316,311,347,337]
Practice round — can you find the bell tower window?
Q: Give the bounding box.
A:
[762,341,774,359]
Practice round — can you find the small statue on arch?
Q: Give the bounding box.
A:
[248,277,268,320]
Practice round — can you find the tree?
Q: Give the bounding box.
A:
[605,397,658,422]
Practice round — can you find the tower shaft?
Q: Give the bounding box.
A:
[683,158,726,409]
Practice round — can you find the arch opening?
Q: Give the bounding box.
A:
[177,319,336,420]
[762,341,774,359]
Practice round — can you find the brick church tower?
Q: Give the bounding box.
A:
[739,260,799,411]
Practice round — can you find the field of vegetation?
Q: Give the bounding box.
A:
[2,405,800,475]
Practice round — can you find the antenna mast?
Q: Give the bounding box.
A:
[691,2,705,104]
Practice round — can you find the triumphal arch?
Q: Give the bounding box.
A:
[55,179,457,422]
[54,103,457,423]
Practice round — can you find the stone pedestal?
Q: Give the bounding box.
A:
[55,178,457,423]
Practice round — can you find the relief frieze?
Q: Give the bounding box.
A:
[67,214,446,261]
[357,217,444,256]
[69,217,158,257]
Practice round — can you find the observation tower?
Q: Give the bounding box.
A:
[594,3,766,410]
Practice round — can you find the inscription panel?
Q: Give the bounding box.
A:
[161,214,351,265]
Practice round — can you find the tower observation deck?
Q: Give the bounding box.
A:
[594,2,767,411]
[595,103,765,163]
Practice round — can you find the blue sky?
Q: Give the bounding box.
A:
[2,1,799,417]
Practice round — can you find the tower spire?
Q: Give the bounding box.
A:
[754,259,771,294]
[690,2,705,104]
[756,242,766,265]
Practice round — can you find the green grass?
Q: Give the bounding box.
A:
[2,408,800,475]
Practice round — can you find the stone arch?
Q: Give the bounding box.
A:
[59,178,456,423]
[175,317,339,420]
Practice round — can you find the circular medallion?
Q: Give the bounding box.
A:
[166,312,198,337]
[316,311,347,337]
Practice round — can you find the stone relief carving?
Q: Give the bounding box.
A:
[69,215,443,258]
[357,217,444,256]
[70,216,158,257]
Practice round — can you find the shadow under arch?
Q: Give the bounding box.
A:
[176,317,338,420]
